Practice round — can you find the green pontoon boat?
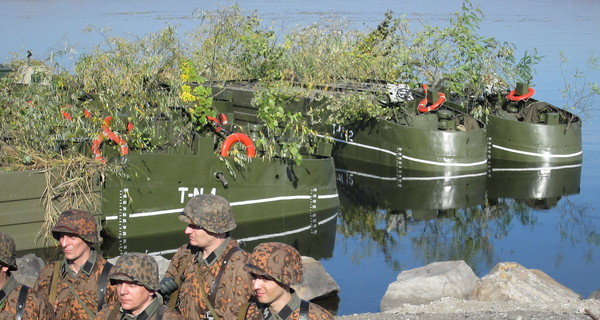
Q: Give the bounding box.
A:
[1,103,339,254]
[479,83,582,165]
[209,81,488,177]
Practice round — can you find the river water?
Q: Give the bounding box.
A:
[2,0,599,315]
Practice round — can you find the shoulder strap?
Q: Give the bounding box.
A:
[208,246,241,306]
[98,262,113,311]
[156,304,166,320]
[299,300,309,320]
[196,246,241,320]
[48,261,62,304]
[168,252,194,309]
[236,302,250,320]
[107,305,120,320]
[66,281,96,320]
[15,285,29,320]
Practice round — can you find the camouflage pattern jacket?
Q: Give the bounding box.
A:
[0,275,54,320]
[242,293,333,320]
[94,298,185,320]
[164,239,253,320]
[33,250,117,320]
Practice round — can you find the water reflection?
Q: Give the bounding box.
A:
[336,161,583,275]
[488,161,582,209]
[100,209,338,260]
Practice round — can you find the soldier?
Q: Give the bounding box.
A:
[94,253,184,320]
[160,194,253,320]
[33,210,117,320]
[0,231,54,320]
[240,242,333,320]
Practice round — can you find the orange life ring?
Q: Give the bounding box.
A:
[220,133,256,158]
[62,107,92,121]
[506,87,535,101]
[91,116,129,163]
[207,114,229,134]
[417,83,446,113]
[417,84,429,112]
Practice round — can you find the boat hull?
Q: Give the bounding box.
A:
[0,137,339,254]
[487,112,583,165]
[211,83,488,176]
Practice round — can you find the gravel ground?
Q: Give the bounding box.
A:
[335,298,600,320]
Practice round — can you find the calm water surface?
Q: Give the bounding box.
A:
[2,0,599,315]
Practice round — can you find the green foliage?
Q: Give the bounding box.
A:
[559,52,600,120]
[252,85,317,164]
[0,1,561,169]
[312,90,389,128]
[187,6,285,81]
[180,60,214,130]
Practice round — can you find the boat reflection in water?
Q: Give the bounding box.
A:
[100,206,339,260]
[336,163,487,219]
[335,160,582,274]
[487,160,582,210]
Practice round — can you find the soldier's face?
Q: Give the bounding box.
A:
[184,224,213,248]
[251,274,290,310]
[117,281,153,315]
[58,233,90,264]
[0,265,8,288]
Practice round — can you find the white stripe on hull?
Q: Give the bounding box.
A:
[335,168,486,182]
[106,192,339,220]
[492,144,582,159]
[318,134,487,168]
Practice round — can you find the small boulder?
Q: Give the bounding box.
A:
[470,262,580,303]
[14,253,46,287]
[380,260,479,311]
[292,256,339,301]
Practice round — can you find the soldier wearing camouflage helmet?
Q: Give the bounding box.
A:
[0,231,54,320]
[34,209,117,320]
[240,242,333,320]
[160,194,253,320]
[94,253,184,320]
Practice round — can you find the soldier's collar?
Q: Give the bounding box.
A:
[62,247,97,276]
[258,292,300,320]
[0,275,18,306]
[197,237,231,266]
[120,296,160,320]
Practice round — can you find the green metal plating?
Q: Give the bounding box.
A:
[1,124,339,254]
[210,82,489,177]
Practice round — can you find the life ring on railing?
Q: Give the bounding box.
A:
[91,116,129,163]
[417,84,446,113]
[220,133,256,158]
[417,84,429,112]
[207,113,230,135]
[62,107,93,121]
[506,87,535,101]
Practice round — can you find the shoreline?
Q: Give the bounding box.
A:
[334,298,600,320]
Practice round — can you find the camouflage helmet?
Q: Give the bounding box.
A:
[109,252,159,291]
[178,194,236,234]
[0,232,18,271]
[244,242,303,287]
[52,209,99,244]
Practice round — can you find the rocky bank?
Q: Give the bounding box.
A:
[13,254,600,320]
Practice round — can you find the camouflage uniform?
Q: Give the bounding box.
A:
[94,253,184,320]
[0,232,54,320]
[33,210,117,320]
[241,243,333,320]
[163,195,253,320]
